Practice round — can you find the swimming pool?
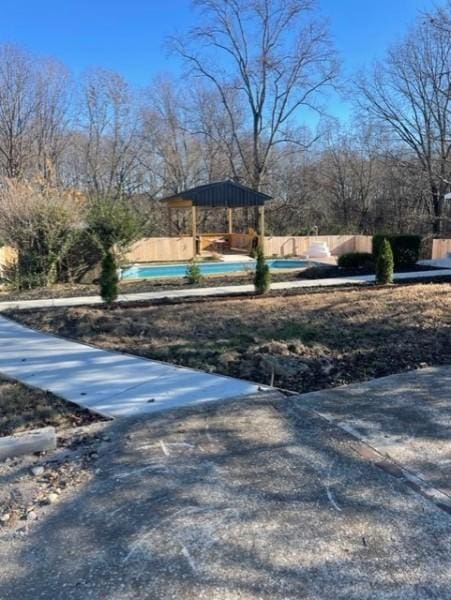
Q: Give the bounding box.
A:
[121,258,313,280]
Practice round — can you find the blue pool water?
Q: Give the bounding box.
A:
[121,259,313,280]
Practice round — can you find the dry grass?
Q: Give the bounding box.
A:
[8,283,451,394]
[0,377,101,437]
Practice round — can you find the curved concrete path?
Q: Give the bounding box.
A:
[0,316,266,418]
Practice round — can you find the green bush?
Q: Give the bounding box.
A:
[372,234,421,269]
[254,246,270,294]
[100,251,119,304]
[87,196,143,254]
[375,238,394,284]
[185,259,202,284]
[337,252,374,269]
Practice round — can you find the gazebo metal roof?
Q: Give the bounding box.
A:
[161,180,272,208]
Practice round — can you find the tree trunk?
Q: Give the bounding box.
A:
[431,184,442,235]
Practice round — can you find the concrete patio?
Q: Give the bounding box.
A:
[1,366,450,599]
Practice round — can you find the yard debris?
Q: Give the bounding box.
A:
[45,493,59,505]
[0,421,110,532]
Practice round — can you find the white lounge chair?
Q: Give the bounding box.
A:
[306,241,331,258]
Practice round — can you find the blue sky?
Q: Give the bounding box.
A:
[0,0,437,119]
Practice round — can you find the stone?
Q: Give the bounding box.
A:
[0,427,56,462]
[31,466,45,477]
[0,513,11,523]
[46,493,59,505]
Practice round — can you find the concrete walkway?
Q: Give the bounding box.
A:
[419,257,451,269]
[0,268,450,312]
[0,316,265,418]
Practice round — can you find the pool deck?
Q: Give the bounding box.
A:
[0,266,450,312]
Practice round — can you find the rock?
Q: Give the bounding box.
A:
[46,493,59,505]
[31,466,45,477]
[0,513,11,523]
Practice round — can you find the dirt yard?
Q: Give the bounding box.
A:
[0,377,101,437]
[0,378,107,532]
[9,282,451,394]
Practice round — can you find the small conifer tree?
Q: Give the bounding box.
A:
[100,250,119,304]
[376,238,394,284]
[254,246,270,294]
[186,259,202,284]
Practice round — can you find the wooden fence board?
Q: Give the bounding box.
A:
[263,235,372,257]
[125,237,194,263]
[432,239,451,260]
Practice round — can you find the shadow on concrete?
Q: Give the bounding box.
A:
[1,391,450,599]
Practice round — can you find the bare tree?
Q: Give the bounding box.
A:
[80,68,142,196]
[0,44,36,178]
[319,129,379,232]
[355,4,451,233]
[425,1,451,34]
[173,0,337,191]
[33,59,72,181]
[141,78,206,195]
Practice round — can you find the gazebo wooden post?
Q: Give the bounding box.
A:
[167,205,172,236]
[227,207,233,234]
[258,205,265,250]
[191,204,197,257]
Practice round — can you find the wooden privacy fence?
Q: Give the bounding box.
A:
[0,246,17,275]
[0,235,379,269]
[432,239,451,260]
[264,235,372,257]
[124,235,373,262]
[125,237,194,263]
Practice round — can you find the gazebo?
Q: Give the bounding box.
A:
[161,180,272,256]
